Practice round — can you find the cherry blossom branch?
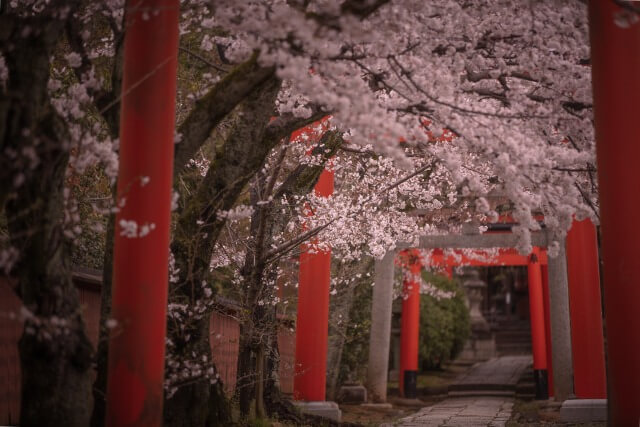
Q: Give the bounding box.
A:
[378,162,433,195]
[178,46,228,73]
[174,54,276,174]
[262,159,435,264]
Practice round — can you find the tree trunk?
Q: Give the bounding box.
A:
[1,11,94,425]
[15,274,94,427]
[163,317,230,427]
[326,281,357,400]
[90,210,115,427]
[235,326,256,416]
[164,77,281,425]
[235,129,344,418]
[5,119,95,427]
[4,117,95,426]
[255,344,266,418]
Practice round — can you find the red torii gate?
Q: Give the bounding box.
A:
[394,217,608,405]
[396,246,551,399]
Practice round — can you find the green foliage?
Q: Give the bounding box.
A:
[418,272,470,370]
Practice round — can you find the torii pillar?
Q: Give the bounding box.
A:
[566,219,606,399]
[366,251,396,402]
[590,1,640,423]
[294,170,341,421]
[541,261,554,398]
[106,0,179,425]
[527,247,548,399]
[399,251,422,399]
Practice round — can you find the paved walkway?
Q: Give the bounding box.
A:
[449,355,531,395]
[389,396,513,426]
[388,356,531,426]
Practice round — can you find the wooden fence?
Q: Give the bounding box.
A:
[0,272,296,425]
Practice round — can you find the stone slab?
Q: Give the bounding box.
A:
[292,400,342,422]
[560,399,607,423]
[337,384,367,404]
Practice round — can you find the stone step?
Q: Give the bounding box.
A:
[497,352,533,358]
[496,346,532,352]
[495,333,531,340]
[496,343,532,351]
[446,359,478,368]
[495,335,531,342]
[449,382,517,393]
[447,390,515,398]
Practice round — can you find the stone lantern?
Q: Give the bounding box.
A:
[464,269,490,332]
[459,268,496,361]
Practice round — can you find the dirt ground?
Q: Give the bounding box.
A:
[506,400,606,427]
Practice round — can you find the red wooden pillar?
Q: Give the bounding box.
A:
[589,2,640,423]
[399,253,422,398]
[445,265,454,279]
[527,247,548,399]
[566,219,607,399]
[540,262,554,398]
[294,170,334,401]
[105,1,179,425]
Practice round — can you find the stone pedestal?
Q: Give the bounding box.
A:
[292,401,342,422]
[337,384,367,404]
[460,269,496,361]
[560,399,607,423]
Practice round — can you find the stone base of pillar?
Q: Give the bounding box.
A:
[560,399,607,423]
[292,401,342,422]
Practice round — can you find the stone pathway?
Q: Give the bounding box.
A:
[387,396,513,426]
[387,356,531,426]
[449,355,531,396]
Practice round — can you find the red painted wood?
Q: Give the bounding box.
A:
[105,1,179,425]
[589,2,640,422]
[210,312,240,394]
[278,325,297,395]
[566,219,606,399]
[428,247,547,268]
[0,278,21,426]
[527,248,547,370]
[399,254,422,396]
[445,266,453,279]
[294,168,334,401]
[541,263,554,397]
